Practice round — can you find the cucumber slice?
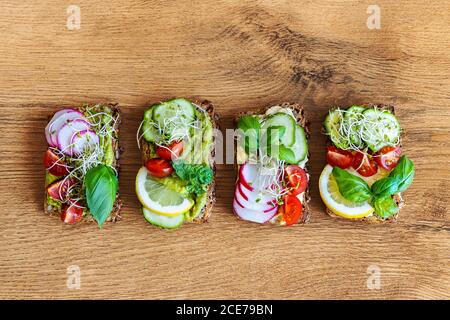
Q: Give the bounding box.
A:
[344,106,366,148]
[361,108,401,152]
[142,207,185,229]
[141,98,196,143]
[152,98,195,123]
[261,113,296,147]
[323,110,349,149]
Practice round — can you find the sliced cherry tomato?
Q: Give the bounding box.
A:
[352,152,378,177]
[326,146,353,169]
[285,165,308,196]
[145,158,174,178]
[156,141,184,160]
[375,146,401,170]
[44,149,69,176]
[60,201,83,224]
[46,178,75,201]
[283,194,303,226]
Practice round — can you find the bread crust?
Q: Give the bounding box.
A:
[233,102,311,225]
[140,99,218,223]
[44,103,123,223]
[322,104,404,223]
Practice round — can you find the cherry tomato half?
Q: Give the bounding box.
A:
[156,141,184,160]
[46,178,75,201]
[285,165,308,196]
[44,149,69,176]
[145,158,174,178]
[352,152,378,177]
[61,201,83,224]
[283,194,303,226]
[375,146,401,170]
[326,146,354,169]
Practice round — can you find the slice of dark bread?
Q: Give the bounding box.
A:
[323,104,404,223]
[233,102,311,225]
[44,103,123,223]
[140,99,218,223]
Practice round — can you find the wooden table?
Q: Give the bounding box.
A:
[0,0,448,299]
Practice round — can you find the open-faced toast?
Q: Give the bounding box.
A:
[233,102,311,226]
[44,103,122,225]
[320,104,414,223]
[136,98,218,229]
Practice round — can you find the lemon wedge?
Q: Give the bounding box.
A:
[136,167,194,216]
[319,165,374,219]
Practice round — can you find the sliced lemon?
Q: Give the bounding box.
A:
[319,165,374,219]
[136,167,194,216]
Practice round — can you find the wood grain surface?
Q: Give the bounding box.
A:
[0,0,449,299]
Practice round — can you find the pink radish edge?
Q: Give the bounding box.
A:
[71,130,99,156]
[235,184,276,213]
[57,120,91,156]
[239,162,256,191]
[46,109,85,147]
[233,200,277,224]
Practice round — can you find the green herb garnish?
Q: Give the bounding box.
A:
[84,164,118,227]
[332,155,414,218]
[172,160,213,195]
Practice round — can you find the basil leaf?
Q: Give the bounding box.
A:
[373,195,399,218]
[237,115,261,132]
[371,177,400,197]
[278,145,296,164]
[84,165,118,227]
[389,155,414,192]
[332,167,372,203]
[237,115,260,153]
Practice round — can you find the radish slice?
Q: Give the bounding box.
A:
[71,130,99,155]
[239,162,259,191]
[235,183,276,212]
[45,109,85,147]
[57,120,91,155]
[45,109,68,147]
[233,199,277,224]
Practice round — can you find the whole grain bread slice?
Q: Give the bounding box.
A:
[233,102,311,225]
[44,103,123,223]
[323,104,404,223]
[140,99,218,223]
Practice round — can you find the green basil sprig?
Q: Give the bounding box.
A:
[332,167,372,203]
[332,155,414,218]
[373,196,399,219]
[84,164,118,227]
[172,160,213,195]
[237,115,261,152]
[388,155,415,192]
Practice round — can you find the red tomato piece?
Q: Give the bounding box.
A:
[285,165,308,196]
[374,146,402,170]
[156,141,184,160]
[352,152,378,177]
[44,149,69,176]
[46,178,75,201]
[61,201,83,224]
[283,194,303,226]
[326,146,354,169]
